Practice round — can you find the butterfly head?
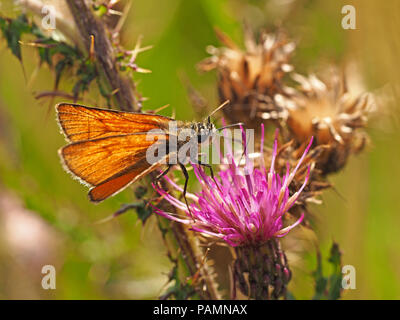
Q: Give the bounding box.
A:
[189,121,217,144]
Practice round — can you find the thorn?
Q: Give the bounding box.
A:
[114,0,132,34]
[89,35,95,62]
[111,88,120,96]
[135,67,152,74]
[153,104,171,114]
[18,40,57,49]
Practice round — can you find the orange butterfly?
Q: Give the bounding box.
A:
[56,103,227,203]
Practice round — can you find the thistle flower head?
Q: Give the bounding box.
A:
[152,126,313,247]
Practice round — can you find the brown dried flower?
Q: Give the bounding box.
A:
[198,28,295,129]
[262,138,330,226]
[275,71,375,175]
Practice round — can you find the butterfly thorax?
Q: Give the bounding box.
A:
[175,121,216,146]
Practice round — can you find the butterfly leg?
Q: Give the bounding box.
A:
[198,162,222,194]
[178,163,195,220]
[198,162,215,180]
[155,165,171,182]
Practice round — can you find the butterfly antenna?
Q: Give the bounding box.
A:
[217,122,244,131]
[206,100,230,121]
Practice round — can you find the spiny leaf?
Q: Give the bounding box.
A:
[160,265,196,300]
[312,242,343,300]
[327,242,343,300]
[0,14,31,61]
[0,14,112,103]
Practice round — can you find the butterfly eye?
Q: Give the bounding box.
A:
[197,130,209,143]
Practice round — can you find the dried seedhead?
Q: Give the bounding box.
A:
[263,139,330,226]
[276,70,375,175]
[198,27,295,129]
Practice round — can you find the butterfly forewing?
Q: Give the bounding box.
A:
[60,133,168,187]
[88,155,169,202]
[56,103,174,202]
[56,103,172,142]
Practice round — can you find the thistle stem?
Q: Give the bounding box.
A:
[64,0,220,300]
[65,0,136,111]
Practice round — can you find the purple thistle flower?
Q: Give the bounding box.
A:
[152,125,313,247]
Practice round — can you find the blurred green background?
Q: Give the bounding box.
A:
[0,0,399,299]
